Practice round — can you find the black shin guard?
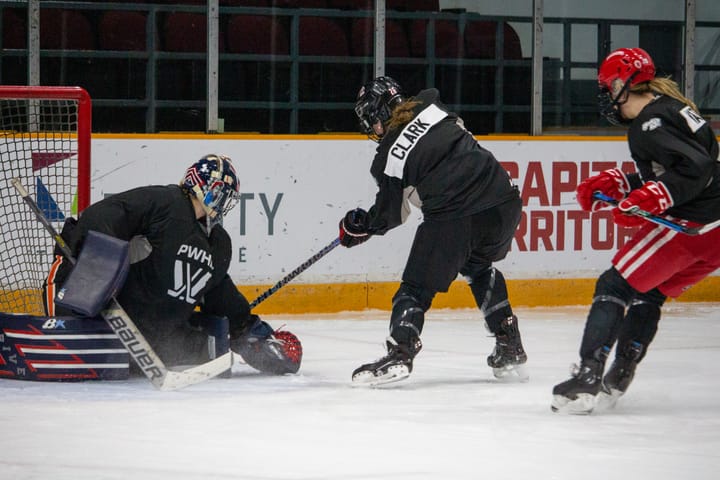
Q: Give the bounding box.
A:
[468,267,514,333]
[616,288,665,362]
[389,284,431,345]
[579,268,636,360]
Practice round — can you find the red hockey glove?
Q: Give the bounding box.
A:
[339,208,371,248]
[576,168,631,211]
[612,181,674,228]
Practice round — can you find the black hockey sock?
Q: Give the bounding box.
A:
[616,288,665,362]
[388,285,430,345]
[579,268,635,359]
[468,267,514,333]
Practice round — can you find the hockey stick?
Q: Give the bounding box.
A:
[593,191,720,235]
[11,178,233,391]
[249,237,341,308]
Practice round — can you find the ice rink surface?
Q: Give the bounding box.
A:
[2,303,719,480]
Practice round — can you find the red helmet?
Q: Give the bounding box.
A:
[598,47,655,91]
[597,48,656,126]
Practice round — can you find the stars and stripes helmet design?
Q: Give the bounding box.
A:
[182,154,240,229]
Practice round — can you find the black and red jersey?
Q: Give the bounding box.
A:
[626,95,720,224]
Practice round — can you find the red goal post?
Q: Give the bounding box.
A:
[0,86,92,315]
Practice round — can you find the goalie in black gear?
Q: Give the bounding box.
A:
[342,76,527,387]
[43,154,302,378]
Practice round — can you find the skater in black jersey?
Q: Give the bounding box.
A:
[339,76,527,386]
[552,48,720,414]
[44,154,301,375]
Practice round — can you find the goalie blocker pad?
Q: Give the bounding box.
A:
[0,312,129,381]
[55,230,130,317]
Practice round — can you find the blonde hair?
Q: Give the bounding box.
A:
[385,99,421,132]
[630,77,699,112]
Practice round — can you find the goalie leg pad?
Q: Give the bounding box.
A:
[0,312,129,381]
[55,230,130,317]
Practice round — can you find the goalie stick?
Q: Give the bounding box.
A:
[592,191,720,235]
[12,178,233,391]
[249,237,341,308]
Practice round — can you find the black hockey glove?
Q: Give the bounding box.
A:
[339,208,371,248]
[231,315,302,375]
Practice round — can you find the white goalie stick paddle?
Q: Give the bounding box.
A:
[12,178,233,391]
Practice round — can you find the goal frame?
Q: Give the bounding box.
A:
[0,85,91,211]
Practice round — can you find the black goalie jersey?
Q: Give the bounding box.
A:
[626,95,720,224]
[45,185,251,348]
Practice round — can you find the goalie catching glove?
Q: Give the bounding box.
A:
[231,315,302,374]
[339,208,371,248]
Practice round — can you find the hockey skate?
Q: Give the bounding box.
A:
[487,315,528,381]
[551,355,605,415]
[351,337,422,387]
[597,341,643,410]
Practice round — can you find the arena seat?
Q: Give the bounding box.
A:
[405,0,438,11]
[39,9,95,50]
[408,18,463,58]
[225,14,290,101]
[350,17,409,58]
[163,12,209,53]
[98,11,148,51]
[226,15,289,55]
[275,0,328,7]
[464,20,522,60]
[298,16,347,56]
[160,11,225,102]
[2,8,26,49]
[297,16,352,109]
[462,21,526,108]
[325,0,392,8]
[222,0,268,4]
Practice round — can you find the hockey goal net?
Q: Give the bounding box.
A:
[0,86,91,316]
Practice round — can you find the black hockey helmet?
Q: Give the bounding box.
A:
[355,76,405,142]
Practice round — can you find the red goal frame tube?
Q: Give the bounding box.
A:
[0,86,91,212]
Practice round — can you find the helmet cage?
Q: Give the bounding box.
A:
[598,72,638,126]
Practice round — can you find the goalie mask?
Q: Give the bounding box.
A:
[355,76,405,142]
[597,47,655,126]
[182,154,241,230]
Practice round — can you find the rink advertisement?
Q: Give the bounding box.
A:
[88,135,719,310]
